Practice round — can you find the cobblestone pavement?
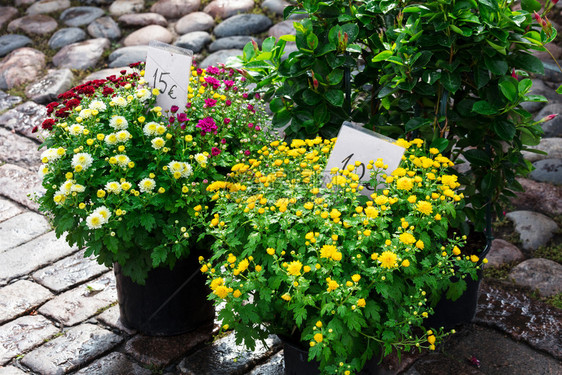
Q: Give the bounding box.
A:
[0,0,561,374]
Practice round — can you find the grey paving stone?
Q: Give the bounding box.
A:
[529,158,562,185]
[0,35,32,58]
[204,0,255,19]
[59,6,105,27]
[0,280,53,324]
[521,137,562,162]
[38,272,117,326]
[0,49,46,91]
[21,323,122,374]
[52,38,110,70]
[174,31,211,53]
[509,258,562,297]
[213,14,273,38]
[123,24,173,47]
[150,0,200,19]
[208,36,260,52]
[109,0,145,17]
[0,231,78,286]
[32,250,109,293]
[199,49,243,68]
[511,178,562,217]
[0,101,47,142]
[118,12,168,27]
[25,68,74,104]
[505,210,559,253]
[0,164,43,212]
[108,46,148,68]
[443,325,562,375]
[74,351,152,375]
[178,333,281,374]
[247,350,284,374]
[482,239,524,269]
[0,366,28,375]
[0,315,59,365]
[261,0,290,16]
[175,12,214,34]
[0,128,42,171]
[0,7,18,30]
[0,90,22,112]
[7,15,58,36]
[0,212,51,253]
[48,27,87,50]
[26,0,71,15]
[96,304,136,334]
[0,198,23,223]
[476,281,562,360]
[87,16,121,40]
[125,322,214,367]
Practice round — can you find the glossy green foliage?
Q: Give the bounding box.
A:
[234,0,559,231]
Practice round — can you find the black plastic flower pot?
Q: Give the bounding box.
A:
[114,251,214,336]
[282,338,384,375]
[424,236,491,331]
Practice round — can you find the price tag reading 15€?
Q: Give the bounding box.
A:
[324,122,406,196]
[144,41,193,113]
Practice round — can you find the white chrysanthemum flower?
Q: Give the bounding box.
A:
[38,165,49,178]
[194,153,208,166]
[109,116,128,130]
[89,100,106,111]
[168,161,183,173]
[139,178,156,193]
[156,125,167,135]
[151,137,165,149]
[143,122,159,136]
[110,96,127,107]
[70,184,85,193]
[86,212,104,229]
[115,154,130,168]
[53,194,65,205]
[116,130,131,143]
[93,206,111,223]
[59,180,73,195]
[71,153,93,170]
[181,162,193,178]
[136,88,151,101]
[105,181,122,194]
[78,109,92,119]
[105,133,118,145]
[68,124,84,136]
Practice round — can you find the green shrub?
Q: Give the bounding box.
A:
[233,0,559,232]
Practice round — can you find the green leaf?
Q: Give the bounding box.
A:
[492,120,516,140]
[269,97,285,113]
[513,53,544,74]
[518,78,533,94]
[441,71,461,93]
[326,69,343,85]
[405,118,427,131]
[262,37,275,52]
[430,137,449,152]
[523,94,548,102]
[325,90,344,107]
[445,279,467,301]
[472,101,497,115]
[280,34,296,42]
[140,213,156,231]
[306,33,318,50]
[341,23,360,43]
[558,84,562,94]
[521,0,542,12]
[520,127,542,145]
[484,55,508,75]
[302,90,322,105]
[463,149,491,166]
[499,80,517,102]
[480,173,496,196]
[372,50,393,62]
[486,40,506,55]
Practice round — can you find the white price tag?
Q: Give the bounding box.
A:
[324,122,406,195]
[144,41,193,113]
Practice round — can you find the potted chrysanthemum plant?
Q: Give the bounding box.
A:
[35,63,271,335]
[201,137,483,374]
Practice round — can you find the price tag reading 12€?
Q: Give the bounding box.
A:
[324,122,406,196]
[144,41,193,113]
